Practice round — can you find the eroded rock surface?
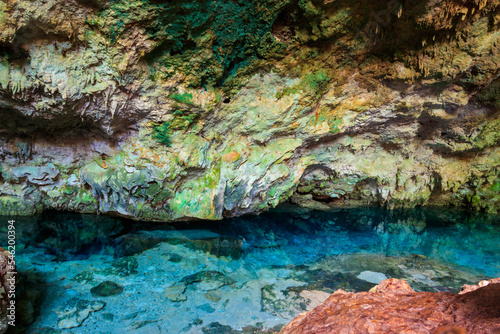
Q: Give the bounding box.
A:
[56,298,105,329]
[281,278,500,334]
[0,0,499,220]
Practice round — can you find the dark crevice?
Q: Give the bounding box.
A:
[0,107,120,143]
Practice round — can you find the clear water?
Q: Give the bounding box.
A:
[1,206,499,333]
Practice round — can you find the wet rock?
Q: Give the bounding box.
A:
[356,270,388,284]
[113,234,163,257]
[299,290,330,311]
[205,290,222,302]
[202,322,235,333]
[308,253,485,293]
[113,229,226,257]
[56,298,105,329]
[164,284,187,302]
[260,280,313,318]
[91,281,124,297]
[110,257,138,276]
[101,313,115,321]
[281,278,500,334]
[185,237,244,259]
[168,253,183,263]
[72,271,94,283]
[181,271,235,291]
[197,303,215,313]
[299,268,375,293]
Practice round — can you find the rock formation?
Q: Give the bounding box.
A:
[281,278,500,334]
[0,0,499,220]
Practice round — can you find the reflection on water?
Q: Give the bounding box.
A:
[1,206,499,333]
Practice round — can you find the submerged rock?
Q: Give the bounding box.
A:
[181,271,235,291]
[90,281,124,297]
[204,290,222,303]
[281,278,500,334]
[56,298,105,329]
[307,253,486,293]
[110,257,139,276]
[164,284,187,302]
[114,230,243,259]
[356,270,388,284]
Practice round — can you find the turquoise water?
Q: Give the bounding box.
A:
[1,206,499,333]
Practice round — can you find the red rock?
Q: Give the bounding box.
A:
[281,278,500,334]
[459,278,500,294]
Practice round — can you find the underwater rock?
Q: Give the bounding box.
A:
[180,271,235,291]
[0,247,16,334]
[90,281,124,297]
[281,278,500,334]
[201,322,235,334]
[197,303,215,314]
[113,234,164,257]
[260,280,315,319]
[114,230,243,259]
[164,284,187,302]
[308,253,486,293]
[56,298,105,329]
[298,290,330,311]
[356,270,388,284]
[185,237,244,259]
[110,257,139,276]
[204,290,222,303]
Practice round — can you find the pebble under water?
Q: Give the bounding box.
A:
[2,206,500,333]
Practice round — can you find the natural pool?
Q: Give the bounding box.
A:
[2,206,500,333]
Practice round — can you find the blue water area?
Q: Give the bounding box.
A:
[1,206,499,333]
[223,206,500,277]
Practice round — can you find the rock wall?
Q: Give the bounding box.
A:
[0,0,499,220]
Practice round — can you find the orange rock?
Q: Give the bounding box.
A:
[434,326,466,334]
[222,151,241,163]
[281,278,500,334]
[370,277,414,294]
